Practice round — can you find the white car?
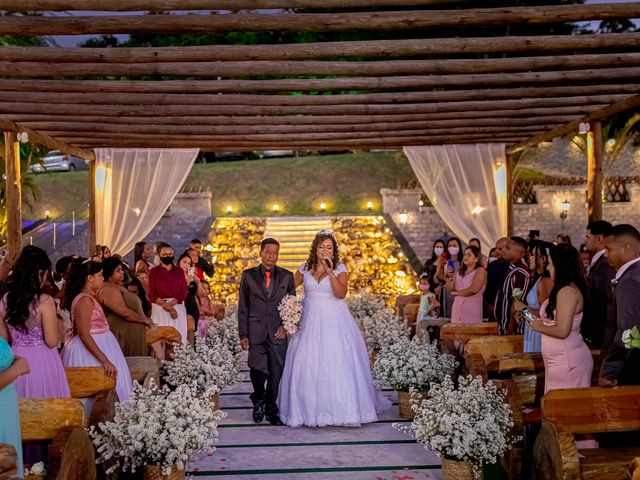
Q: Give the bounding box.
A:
[30,151,89,173]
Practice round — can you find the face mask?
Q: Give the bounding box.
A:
[448,247,460,256]
[160,256,174,265]
[152,255,161,266]
[419,284,430,292]
[434,247,444,256]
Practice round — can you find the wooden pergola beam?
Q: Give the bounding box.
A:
[1,3,638,35]
[4,53,640,77]
[8,107,599,125]
[587,121,604,223]
[2,131,21,264]
[3,33,640,62]
[21,116,577,134]
[0,84,637,107]
[32,122,565,136]
[1,68,637,93]
[0,0,465,12]
[0,96,624,116]
[0,117,95,160]
[506,94,640,154]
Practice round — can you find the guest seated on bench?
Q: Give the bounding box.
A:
[62,261,132,413]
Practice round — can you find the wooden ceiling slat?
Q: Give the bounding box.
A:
[0,85,637,107]
[0,3,638,35]
[1,68,637,93]
[4,53,640,77]
[3,33,640,62]
[0,96,628,116]
[0,0,465,12]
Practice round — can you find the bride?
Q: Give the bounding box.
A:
[277,230,391,427]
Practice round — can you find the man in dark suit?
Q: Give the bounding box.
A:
[582,220,616,349]
[238,238,296,425]
[599,224,640,387]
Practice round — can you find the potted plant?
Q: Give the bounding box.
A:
[89,380,225,480]
[164,336,241,410]
[373,337,456,419]
[396,375,519,480]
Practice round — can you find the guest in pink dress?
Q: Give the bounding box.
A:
[530,243,593,393]
[62,261,132,406]
[446,246,487,324]
[0,246,71,400]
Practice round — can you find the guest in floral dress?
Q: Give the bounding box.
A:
[0,246,70,400]
[62,261,132,409]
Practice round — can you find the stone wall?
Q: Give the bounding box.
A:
[382,184,640,264]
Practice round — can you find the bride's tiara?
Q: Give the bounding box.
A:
[317,229,336,239]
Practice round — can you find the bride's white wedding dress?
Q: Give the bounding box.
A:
[277,263,391,427]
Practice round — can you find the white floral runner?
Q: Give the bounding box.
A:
[187,357,443,479]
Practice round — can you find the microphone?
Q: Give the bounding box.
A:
[323,256,331,268]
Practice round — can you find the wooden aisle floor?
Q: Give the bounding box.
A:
[187,362,443,480]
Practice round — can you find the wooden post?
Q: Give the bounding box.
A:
[587,121,604,222]
[88,159,97,257]
[3,131,22,264]
[506,153,514,236]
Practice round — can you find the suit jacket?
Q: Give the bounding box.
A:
[582,253,616,349]
[237,264,296,345]
[600,260,640,385]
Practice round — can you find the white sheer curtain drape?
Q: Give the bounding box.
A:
[93,148,199,255]
[403,144,508,255]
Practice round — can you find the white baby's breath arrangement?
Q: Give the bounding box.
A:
[373,337,456,392]
[395,375,519,477]
[347,291,408,351]
[89,380,225,475]
[164,335,241,395]
[207,303,242,363]
[278,294,303,335]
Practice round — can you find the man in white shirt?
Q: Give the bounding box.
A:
[599,224,640,386]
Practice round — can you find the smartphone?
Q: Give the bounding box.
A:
[522,307,535,324]
[188,266,196,277]
[446,259,455,271]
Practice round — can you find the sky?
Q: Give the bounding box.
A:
[47,0,639,48]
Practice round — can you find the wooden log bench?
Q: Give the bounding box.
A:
[439,321,499,358]
[126,356,161,388]
[403,303,420,336]
[146,325,181,362]
[20,398,95,480]
[0,444,18,480]
[395,294,420,321]
[463,335,524,380]
[533,386,640,480]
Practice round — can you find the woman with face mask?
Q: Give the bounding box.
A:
[147,242,189,345]
[436,237,464,318]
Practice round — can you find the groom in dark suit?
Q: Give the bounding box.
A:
[238,238,296,425]
[599,224,640,387]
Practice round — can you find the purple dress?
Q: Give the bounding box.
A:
[1,294,71,399]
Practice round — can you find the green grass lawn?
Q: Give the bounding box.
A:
[25,150,546,220]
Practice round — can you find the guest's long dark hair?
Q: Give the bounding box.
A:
[64,261,103,311]
[545,243,589,320]
[133,241,147,265]
[5,246,51,333]
[459,246,483,277]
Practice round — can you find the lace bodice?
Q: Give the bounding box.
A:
[0,294,49,347]
[298,263,348,300]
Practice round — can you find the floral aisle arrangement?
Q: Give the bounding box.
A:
[278,294,303,335]
[347,292,409,354]
[395,375,519,480]
[207,303,242,364]
[373,337,456,419]
[163,336,242,408]
[89,380,225,478]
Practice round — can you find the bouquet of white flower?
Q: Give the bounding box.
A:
[163,336,242,396]
[623,326,640,349]
[373,337,456,392]
[278,294,303,335]
[395,375,519,477]
[89,380,225,475]
[206,303,242,364]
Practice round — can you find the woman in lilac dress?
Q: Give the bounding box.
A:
[446,246,487,324]
[62,261,132,406]
[530,244,593,393]
[0,246,70,400]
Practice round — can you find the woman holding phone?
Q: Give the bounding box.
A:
[178,252,205,336]
[436,237,463,318]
